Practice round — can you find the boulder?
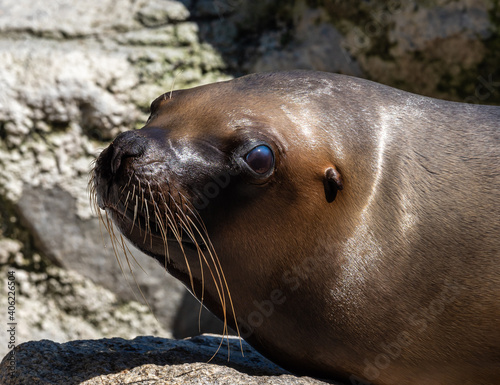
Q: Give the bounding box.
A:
[0,335,335,385]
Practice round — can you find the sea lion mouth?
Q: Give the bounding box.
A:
[89,163,240,344]
[115,196,208,252]
[96,174,209,254]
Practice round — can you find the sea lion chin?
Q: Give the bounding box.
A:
[91,70,500,385]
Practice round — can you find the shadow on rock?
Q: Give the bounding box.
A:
[0,335,337,384]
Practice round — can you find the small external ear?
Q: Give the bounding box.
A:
[324,166,344,203]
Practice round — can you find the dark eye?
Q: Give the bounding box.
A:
[245,145,274,175]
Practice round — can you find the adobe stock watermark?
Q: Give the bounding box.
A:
[5,270,17,377]
[349,279,462,385]
[464,74,500,104]
[236,257,320,339]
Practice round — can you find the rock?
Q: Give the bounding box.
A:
[251,6,362,76]
[389,1,493,55]
[193,0,237,18]
[336,0,498,102]
[0,239,23,265]
[173,290,234,339]
[117,25,179,46]
[15,185,186,327]
[0,0,142,37]
[137,0,191,26]
[0,248,170,359]
[211,0,498,103]
[0,335,335,385]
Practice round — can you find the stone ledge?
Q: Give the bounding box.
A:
[0,335,336,385]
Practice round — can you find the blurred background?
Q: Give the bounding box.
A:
[0,0,499,357]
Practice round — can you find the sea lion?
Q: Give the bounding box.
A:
[91,71,500,385]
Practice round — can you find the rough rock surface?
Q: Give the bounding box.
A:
[0,335,336,385]
[216,0,499,104]
[0,239,169,351]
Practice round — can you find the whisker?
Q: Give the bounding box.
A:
[132,194,139,235]
[174,213,210,331]
[121,190,131,221]
[120,172,134,196]
[153,191,170,266]
[171,193,236,361]
[164,199,196,296]
[118,233,155,305]
[183,198,244,357]
[143,197,151,245]
[182,213,232,360]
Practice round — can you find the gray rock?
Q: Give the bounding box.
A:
[0,244,170,359]
[339,0,497,101]
[230,0,499,103]
[0,335,336,384]
[15,185,186,328]
[137,0,191,27]
[389,1,493,55]
[0,239,23,265]
[251,7,362,76]
[193,0,239,18]
[0,0,142,37]
[173,290,233,339]
[0,38,140,149]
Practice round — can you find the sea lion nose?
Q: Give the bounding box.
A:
[110,130,147,174]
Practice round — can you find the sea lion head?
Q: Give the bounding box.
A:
[93,72,346,287]
[91,71,357,377]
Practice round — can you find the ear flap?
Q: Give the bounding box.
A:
[324,166,344,203]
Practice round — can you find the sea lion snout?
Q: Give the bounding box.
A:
[93,128,172,213]
[109,130,148,174]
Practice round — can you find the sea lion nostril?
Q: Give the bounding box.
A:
[110,130,148,174]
